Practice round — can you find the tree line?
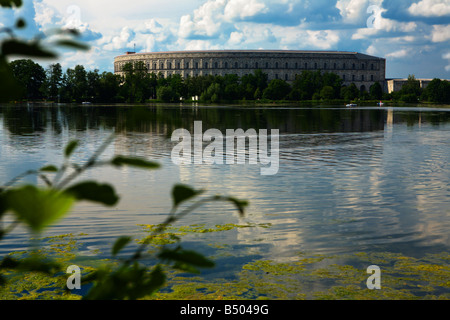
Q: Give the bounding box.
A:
[7,59,450,104]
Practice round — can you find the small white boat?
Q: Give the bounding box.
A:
[377,101,384,106]
[346,103,357,107]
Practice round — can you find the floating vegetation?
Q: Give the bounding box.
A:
[155,251,450,300]
[1,226,449,300]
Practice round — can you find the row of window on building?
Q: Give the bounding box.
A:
[134,70,377,82]
[115,60,379,73]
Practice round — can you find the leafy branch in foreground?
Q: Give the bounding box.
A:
[0,0,89,102]
[0,135,248,299]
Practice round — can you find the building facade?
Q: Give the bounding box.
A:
[114,50,386,91]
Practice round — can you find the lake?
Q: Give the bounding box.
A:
[0,103,449,299]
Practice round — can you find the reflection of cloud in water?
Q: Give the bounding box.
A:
[0,106,449,262]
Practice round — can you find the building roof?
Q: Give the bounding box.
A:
[116,49,384,60]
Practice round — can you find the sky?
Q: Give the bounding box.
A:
[2,0,450,79]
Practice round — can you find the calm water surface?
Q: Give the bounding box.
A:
[0,104,449,277]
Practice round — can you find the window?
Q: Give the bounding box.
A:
[235,62,238,68]
[343,63,346,69]
[343,75,346,81]
[285,62,288,69]
[324,63,327,69]
[195,62,199,69]
[204,62,208,69]
[266,62,269,68]
[295,62,298,68]
[371,64,374,70]
[168,62,171,69]
[275,74,278,79]
[361,75,364,81]
[334,63,337,69]
[352,75,355,81]
[371,75,374,81]
[362,63,365,70]
[275,62,279,68]
[314,63,317,69]
[215,62,218,68]
[225,62,228,68]
[255,62,259,69]
[285,74,288,81]
[305,63,308,69]
[352,63,355,70]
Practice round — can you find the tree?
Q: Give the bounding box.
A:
[9,59,46,100]
[423,78,450,103]
[86,69,100,102]
[262,79,291,100]
[341,83,359,101]
[98,71,122,103]
[369,82,383,100]
[44,63,63,102]
[398,74,422,102]
[157,86,175,102]
[320,86,335,100]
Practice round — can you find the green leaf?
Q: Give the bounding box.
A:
[226,196,248,216]
[40,165,58,172]
[172,184,204,208]
[0,0,22,8]
[112,236,132,256]
[5,185,75,233]
[15,18,26,29]
[1,39,57,59]
[111,156,160,169]
[64,140,79,158]
[65,181,119,206]
[55,39,89,51]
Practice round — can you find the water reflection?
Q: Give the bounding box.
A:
[0,104,449,263]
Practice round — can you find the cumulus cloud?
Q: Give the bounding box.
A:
[443,51,450,71]
[223,0,267,21]
[386,48,411,59]
[102,27,135,51]
[408,0,450,17]
[431,24,450,42]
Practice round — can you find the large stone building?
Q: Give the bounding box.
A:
[114,50,386,91]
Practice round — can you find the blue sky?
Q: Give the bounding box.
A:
[2,0,450,79]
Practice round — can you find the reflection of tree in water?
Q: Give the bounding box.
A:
[1,105,449,137]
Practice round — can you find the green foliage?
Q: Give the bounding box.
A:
[0,137,247,299]
[263,79,291,100]
[422,78,450,104]
[0,3,248,300]
[4,185,75,233]
[0,1,89,103]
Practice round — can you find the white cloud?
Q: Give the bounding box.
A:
[278,26,340,50]
[336,0,383,24]
[228,31,245,45]
[443,52,450,71]
[224,0,267,21]
[409,0,450,17]
[431,24,450,42]
[102,27,134,51]
[178,0,226,39]
[351,15,417,40]
[386,48,410,59]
